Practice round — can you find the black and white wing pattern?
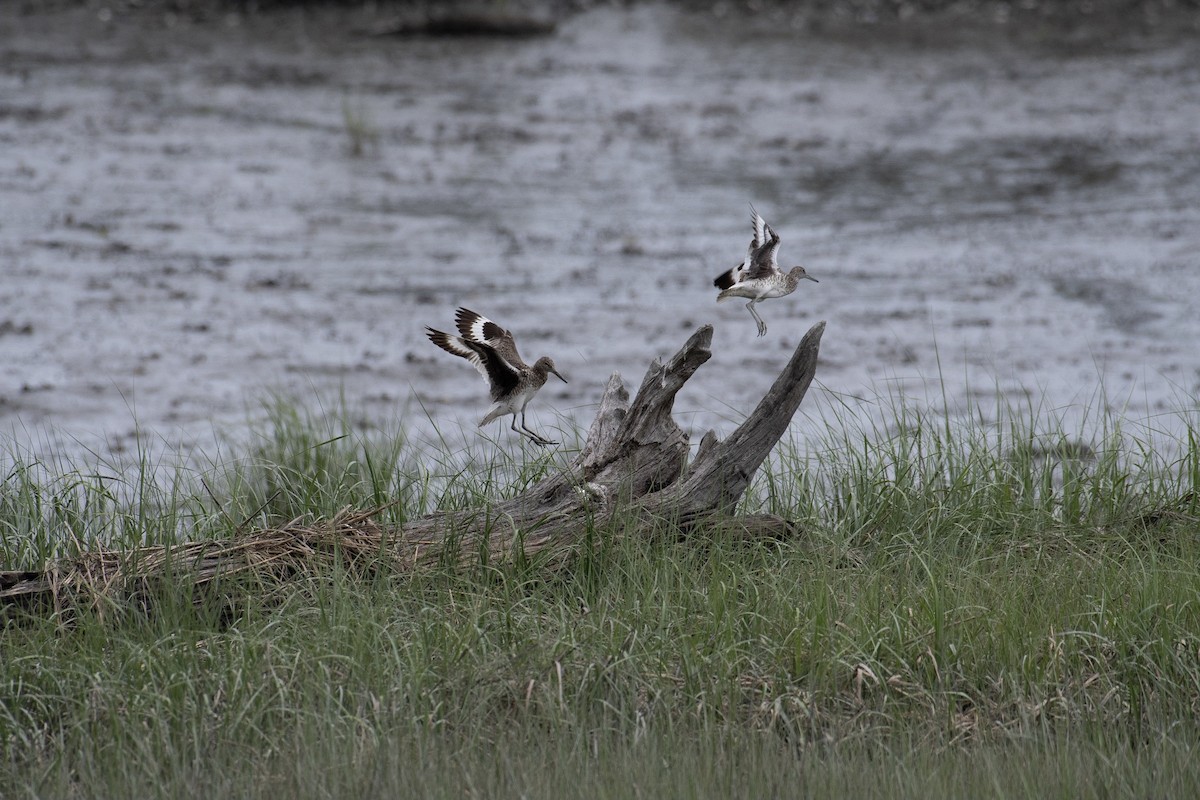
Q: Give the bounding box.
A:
[454,307,527,369]
[715,205,772,290]
[425,327,521,399]
[748,204,768,256]
[744,222,782,281]
[732,205,771,283]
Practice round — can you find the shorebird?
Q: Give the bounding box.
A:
[425,307,567,446]
[713,206,818,337]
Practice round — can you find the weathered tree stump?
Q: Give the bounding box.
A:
[0,322,826,619]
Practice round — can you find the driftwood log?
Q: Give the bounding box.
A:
[0,321,825,620]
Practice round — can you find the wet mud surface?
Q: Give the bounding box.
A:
[2,3,1199,463]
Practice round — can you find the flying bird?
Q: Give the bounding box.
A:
[425,307,567,446]
[713,206,818,337]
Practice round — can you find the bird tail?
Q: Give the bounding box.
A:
[713,266,738,291]
[478,403,506,427]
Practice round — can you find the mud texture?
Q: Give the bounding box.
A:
[2,2,1199,461]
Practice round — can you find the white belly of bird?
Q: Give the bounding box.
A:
[479,383,539,426]
[718,277,789,302]
[755,282,791,299]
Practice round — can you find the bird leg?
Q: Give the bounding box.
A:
[514,411,555,447]
[510,415,547,447]
[523,411,557,446]
[746,300,768,337]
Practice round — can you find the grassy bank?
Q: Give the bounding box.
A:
[2,393,1199,798]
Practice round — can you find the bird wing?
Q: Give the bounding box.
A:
[715,206,775,290]
[748,204,768,255]
[454,307,527,368]
[744,223,782,280]
[426,327,521,396]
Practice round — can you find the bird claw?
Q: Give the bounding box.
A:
[756,322,768,337]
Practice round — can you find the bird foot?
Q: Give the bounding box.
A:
[756,321,768,337]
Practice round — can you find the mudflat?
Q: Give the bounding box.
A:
[2,2,1198,461]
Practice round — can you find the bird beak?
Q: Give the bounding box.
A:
[553,369,568,384]
[805,275,819,283]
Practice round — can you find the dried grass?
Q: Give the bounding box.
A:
[0,506,398,622]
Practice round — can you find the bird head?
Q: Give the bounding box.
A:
[536,357,568,383]
[789,266,818,283]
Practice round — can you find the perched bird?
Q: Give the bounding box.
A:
[425,307,567,446]
[713,206,818,337]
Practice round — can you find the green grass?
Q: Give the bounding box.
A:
[2,390,1199,798]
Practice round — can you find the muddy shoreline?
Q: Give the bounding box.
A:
[2,1,1198,466]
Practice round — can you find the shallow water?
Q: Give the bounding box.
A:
[2,4,1199,466]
